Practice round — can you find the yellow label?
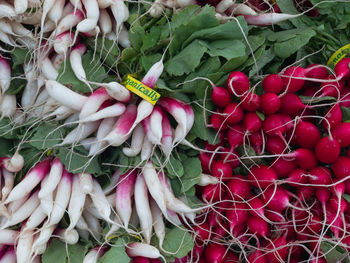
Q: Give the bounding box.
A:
[327,43,350,68]
[123,75,160,105]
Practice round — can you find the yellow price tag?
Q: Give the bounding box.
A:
[327,43,350,69]
[123,75,161,105]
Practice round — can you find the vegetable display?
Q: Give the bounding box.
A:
[0,0,349,262]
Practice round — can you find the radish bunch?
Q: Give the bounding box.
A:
[181,57,350,262]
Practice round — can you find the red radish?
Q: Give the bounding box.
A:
[271,158,297,178]
[249,131,264,154]
[262,114,286,137]
[264,209,285,223]
[288,148,318,170]
[320,75,344,97]
[266,136,286,154]
[211,86,231,108]
[297,186,315,200]
[226,71,250,96]
[226,203,248,231]
[240,92,261,111]
[306,64,328,80]
[260,93,281,115]
[329,196,348,213]
[204,243,227,263]
[332,180,345,197]
[226,175,250,199]
[262,74,283,94]
[202,184,222,202]
[326,211,344,238]
[334,57,350,80]
[340,88,350,107]
[214,223,229,239]
[223,103,244,124]
[286,168,307,187]
[199,153,212,173]
[210,112,228,131]
[332,122,350,147]
[281,66,306,93]
[133,257,151,263]
[308,167,332,185]
[280,93,309,116]
[193,222,210,241]
[302,84,319,97]
[261,186,290,211]
[247,250,267,263]
[243,112,262,133]
[211,160,232,180]
[228,124,245,148]
[248,197,265,217]
[315,136,340,163]
[295,121,320,148]
[248,165,277,189]
[265,235,289,263]
[223,251,239,263]
[219,148,239,168]
[247,215,269,237]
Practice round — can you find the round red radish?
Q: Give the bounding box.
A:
[226,203,248,231]
[308,166,332,185]
[202,184,222,202]
[315,136,340,164]
[204,243,227,263]
[332,122,350,147]
[228,124,244,148]
[286,168,307,187]
[297,186,315,200]
[280,93,308,116]
[316,188,330,207]
[199,153,212,173]
[322,104,342,130]
[306,64,328,80]
[295,121,320,148]
[320,75,344,97]
[260,93,281,115]
[211,160,232,180]
[193,222,210,241]
[223,103,244,125]
[266,136,286,154]
[219,148,239,168]
[247,250,267,263]
[281,66,306,93]
[133,257,151,263]
[340,88,350,107]
[329,196,348,213]
[335,57,350,80]
[262,74,283,94]
[271,158,297,178]
[243,112,262,133]
[213,223,229,239]
[211,86,231,108]
[264,209,285,223]
[248,197,265,217]
[262,114,286,139]
[249,131,264,154]
[223,251,239,263]
[247,216,269,237]
[332,179,345,197]
[226,71,250,96]
[261,186,290,211]
[292,148,318,169]
[210,112,228,131]
[265,235,289,263]
[226,175,250,199]
[240,92,261,111]
[248,165,277,189]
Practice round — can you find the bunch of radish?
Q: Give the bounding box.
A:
[177,57,350,262]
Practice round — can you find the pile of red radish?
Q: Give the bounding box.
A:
[181,57,350,263]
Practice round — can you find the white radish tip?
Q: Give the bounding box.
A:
[4,153,24,172]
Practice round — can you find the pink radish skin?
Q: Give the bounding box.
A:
[306,64,328,80]
[79,87,112,120]
[248,197,265,217]
[105,104,137,146]
[332,122,350,147]
[249,131,264,154]
[199,153,211,173]
[286,169,307,187]
[281,66,306,93]
[211,160,232,180]
[126,243,162,259]
[295,121,320,148]
[266,136,286,154]
[262,74,283,94]
[322,104,342,130]
[240,92,261,111]
[285,148,318,170]
[4,159,51,204]
[262,114,286,138]
[260,93,281,115]
[247,216,269,237]
[271,158,297,178]
[224,103,244,124]
[243,112,262,133]
[308,167,332,185]
[243,13,301,26]
[248,250,267,263]
[204,243,226,263]
[211,86,231,108]
[335,57,350,80]
[320,75,344,97]
[160,113,173,156]
[54,9,85,36]
[202,184,222,203]
[280,93,309,116]
[115,170,137,229]
[332,156,350,179]
[193,222,210,241]
[297,186,315,200]
[210,112,228,131]
[261,186,291,211]
[0,246,15,263]
[226,71,249,96]
[54,32,77,55]
[248,165,277,188]
[228,124,244,148]
[315,136,340,164]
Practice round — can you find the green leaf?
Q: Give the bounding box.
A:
[67,244,88,263]
[42,239,67,263]
[129,26,145,51]
[171,5,202,30]
[141,53,162,72]
[29,122,66,150]
[58,146,102,175]
[162,227,194,261]
[121,47,138,63]
[299,96,336,104]
[0,137,12,156]
[343,194,350,203]
[341,106,350,122]
[98,238,130,263]
[6,65,26,95]
[205,40,246,60]
[57,50,107,93]
[247,35,266,52]
[86,37,119,69]
[219,55,248,73]
[11,48,30,68]
[166,155,184,179]
[141,26,161,52]
[321,241,350,263]
[180,157,202,193]
[248,48,275,77]
[166,40,207,76]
